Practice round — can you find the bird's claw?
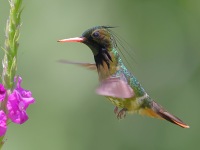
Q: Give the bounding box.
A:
[114,106,118,115]
[116,108,127,119]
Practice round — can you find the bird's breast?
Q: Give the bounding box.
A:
[106,96,139,113]
[106,93,149,113]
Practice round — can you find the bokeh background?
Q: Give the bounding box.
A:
[0,0,200,150]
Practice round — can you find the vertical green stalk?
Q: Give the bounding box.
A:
[2,0,22,89]
[0,0,23,148]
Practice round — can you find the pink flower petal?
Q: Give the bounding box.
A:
[0,111,7,136]
[7,76,35,124]
[0,84,6,102]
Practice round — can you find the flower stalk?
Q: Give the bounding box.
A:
[2,0,22,90]
[0,0,35,148]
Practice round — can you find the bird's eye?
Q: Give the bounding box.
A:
[92,32,100,38]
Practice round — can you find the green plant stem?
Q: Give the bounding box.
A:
[0,0,23,148]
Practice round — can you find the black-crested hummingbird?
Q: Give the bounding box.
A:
[58,26,189,128]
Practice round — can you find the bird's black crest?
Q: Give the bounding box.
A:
[101,26,117,29]
[82,26,116,37]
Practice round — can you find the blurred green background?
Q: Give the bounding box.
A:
[0,0,200,150]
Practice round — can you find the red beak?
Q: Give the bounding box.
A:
[57,37,85,43]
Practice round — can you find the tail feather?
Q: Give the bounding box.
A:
[140,101,189,128]
[152,101,189,128]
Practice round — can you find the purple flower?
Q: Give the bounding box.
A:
[0,84,6,102]
[7,76,35,124]
[0,110,7,136]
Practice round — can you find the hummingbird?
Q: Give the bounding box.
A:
[58,26,189,128]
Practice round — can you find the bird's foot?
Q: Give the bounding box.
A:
[117,108,127,119]
[114,106,118,115]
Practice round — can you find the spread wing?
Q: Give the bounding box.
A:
[96,75,134,99]
[58,59,134,98]
[58,59,97,71]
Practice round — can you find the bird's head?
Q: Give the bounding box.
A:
[58,26,115,55]
[58,26,116,68]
